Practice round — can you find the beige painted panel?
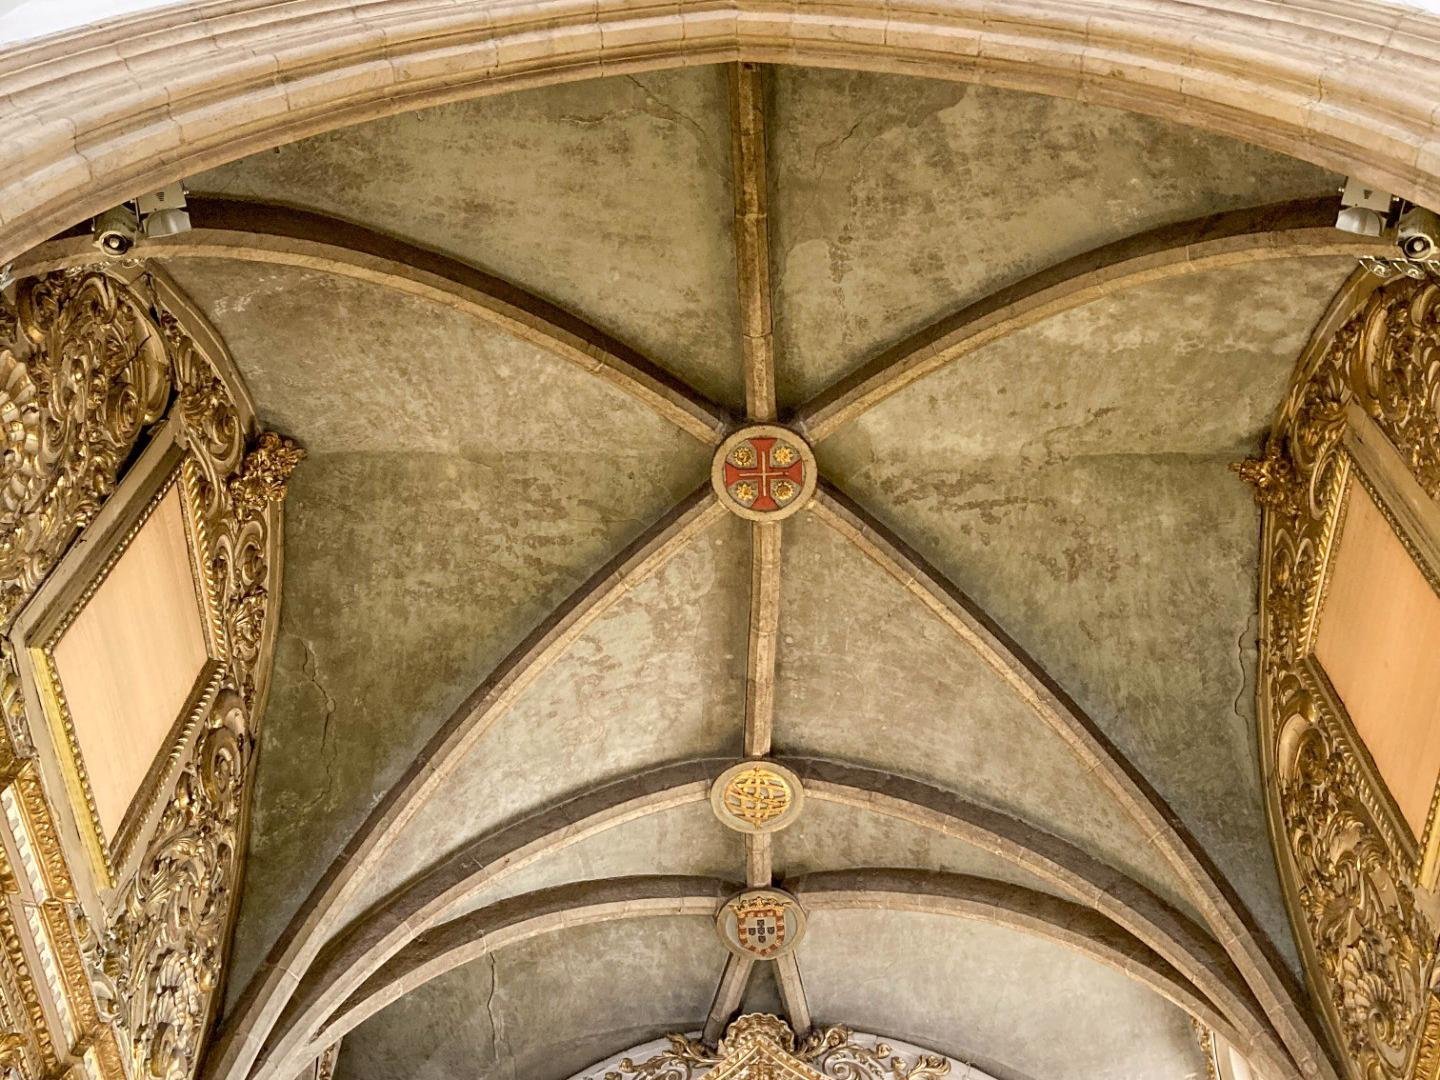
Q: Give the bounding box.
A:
[50,485,209,841]
[1315,479,1440,840]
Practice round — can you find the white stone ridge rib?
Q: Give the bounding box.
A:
[793,198,1386,443]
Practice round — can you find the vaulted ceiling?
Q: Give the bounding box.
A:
[124,62,1378,1080]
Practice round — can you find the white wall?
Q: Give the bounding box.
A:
[0,0,181,46]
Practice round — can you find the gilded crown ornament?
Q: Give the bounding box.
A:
[712,426,817,521]
[710,761,804,834]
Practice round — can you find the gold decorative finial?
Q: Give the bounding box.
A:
[229,432,306,512]
[1230,445,1294,510]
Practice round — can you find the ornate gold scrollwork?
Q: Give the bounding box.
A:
[599,1015,949,1080]
[1250,278,1440,1080]
[0,267,300,1080]
[0,274,171,624]
[88,692,252,1080]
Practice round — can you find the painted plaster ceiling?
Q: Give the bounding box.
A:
[147,63,1366,1080]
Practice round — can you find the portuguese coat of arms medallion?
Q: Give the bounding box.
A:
[717,888,807,959]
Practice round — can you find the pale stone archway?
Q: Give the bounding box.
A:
[5,7,1440,1080]
[3,0,1440,268]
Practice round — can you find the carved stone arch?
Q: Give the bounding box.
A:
[4,0,1440,267]
[294,872,1260,1070]
[238,756,1293,1080]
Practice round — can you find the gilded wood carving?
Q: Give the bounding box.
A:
[0,268,299,1080]
[1246,277,1440,1080]
[597,1015,949,1080]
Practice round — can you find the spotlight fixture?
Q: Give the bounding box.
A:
[91,205,140,257]
[91,183,191,258]
[1397,206,1440,262]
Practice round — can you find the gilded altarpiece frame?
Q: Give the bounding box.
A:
[1251,276,1440,1080]
[12,423,227,895]
[0,266,301,1080]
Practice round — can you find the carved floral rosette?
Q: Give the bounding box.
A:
[1253,278,1440,1080]
[0,268,301,1080]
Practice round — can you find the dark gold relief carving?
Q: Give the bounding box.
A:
[90,693,251,1080]
[1255,278,1440,1080]
[1411,994,1440,1080]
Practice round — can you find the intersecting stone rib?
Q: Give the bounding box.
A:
[773,955,811,1038]
[14,200,732,446]
[793,198,1388,443]
[305,872,1261,1068]
[703,954,757,1046]
[809,484,1339,1080]
[241,756,1290,1080]
[311,877,736,1057]
[244,762,728,1080]
[205,489,726,1080]
[728,62,777,423]
[744,521,783,757]
[790,870,1250,1058]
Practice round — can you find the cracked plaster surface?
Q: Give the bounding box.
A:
[190,67,743,409]
[339,917,722,1080]
[818,258,1356,969]
[161,259,710,1004]
[775,509,1197,922]
[799,909,1208,1079]
[768,68,1340,406]
[339,515,751,921]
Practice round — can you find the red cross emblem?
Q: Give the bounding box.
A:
[722,436,805,513]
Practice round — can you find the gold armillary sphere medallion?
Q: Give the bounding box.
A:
[717,888,807,960]
[710,760,804,834]
[712,425,817,521]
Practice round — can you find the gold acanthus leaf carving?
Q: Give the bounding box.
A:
[228,432,305,514]
[1258,277,1440,1080]
[1232,447,1296,512]
[0,273,171,624]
